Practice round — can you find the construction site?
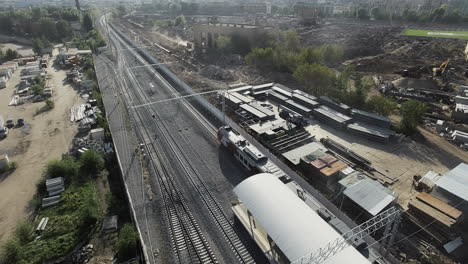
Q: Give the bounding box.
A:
[107,5,468,263]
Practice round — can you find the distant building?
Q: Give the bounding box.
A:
[193,23,269,51]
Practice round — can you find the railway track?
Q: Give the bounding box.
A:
[110,26,256,264]
[110,31,218,264]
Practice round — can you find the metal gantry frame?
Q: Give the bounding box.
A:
[293,206,401,264]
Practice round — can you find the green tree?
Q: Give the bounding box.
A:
[0,15,14,34]
[117,224,139,261]
[4,48,19,60]
[215,35,232,53]
[46,155,79,182]
[38,17,58,41]
[117,5,126,17]
[366,95,398,116]
[245,47,274,68]
[293,63,336,96]
[56,20,73,41]
[400,99,427,134]
[31,7,42,21]
[370,7,385,20]
[174,15,186,26]
[402,9,419,22]
[357,8,369,19]
[318,44,344,65]
[83,13,94,32]
[79,150,104,176]
[32,38,44,55]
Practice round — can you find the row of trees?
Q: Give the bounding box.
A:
[243,30,427,134]
[0,8,78,42]
[0,47,19,62]
[356,5,468,24]
[245,30,344,71]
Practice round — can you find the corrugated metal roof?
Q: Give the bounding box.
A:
[282,142,327,165]
[234,173,370,263]
[340,174,396,216]
[435,163,468,202]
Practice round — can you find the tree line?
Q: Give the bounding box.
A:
[354,4,468,24]
[243,30,427,134]
[0,7,78,42]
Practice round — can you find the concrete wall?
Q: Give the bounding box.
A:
[193,23,268,50]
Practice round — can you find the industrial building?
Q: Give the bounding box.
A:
[232,173,371,264]
[222,82,396,143]
[338,171,396,217]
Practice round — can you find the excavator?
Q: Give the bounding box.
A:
[432,59,450,81]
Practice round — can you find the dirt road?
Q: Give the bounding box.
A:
[0,51,83,243]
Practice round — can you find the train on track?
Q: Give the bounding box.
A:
[218,125,291,183]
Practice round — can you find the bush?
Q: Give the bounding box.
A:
[0,239,22,263]
[45,99,54,110]
[45,155,79,183]
[116,224,138,261]
[79,150,104,176]
[15,222,33,245]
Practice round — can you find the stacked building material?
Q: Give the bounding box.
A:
[272,84,293,98]
[351,109,391,128]
[46,177,65,196]
[313,106,353,129]
[346,122,395,144]
[408,192,462,229]
[319,96,351,115]
[251,83,273,97]
[293,90,317,101]
[267,91,288,104]
[291,93,320,109]
[42,195,61,208]
[239,103,275,121]
[284,100,313,117]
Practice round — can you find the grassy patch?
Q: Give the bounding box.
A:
[403,29,468,39]
[20,182,101,264]
[1,153,105,264]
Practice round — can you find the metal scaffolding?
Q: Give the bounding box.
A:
[293,206,401,264]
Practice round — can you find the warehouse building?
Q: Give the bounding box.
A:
[232,173,370,264]
[339,171,396,217]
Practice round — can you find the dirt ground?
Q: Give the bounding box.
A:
[305,121,468,208]
[0,48,83,244]
[0,43,34,57]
